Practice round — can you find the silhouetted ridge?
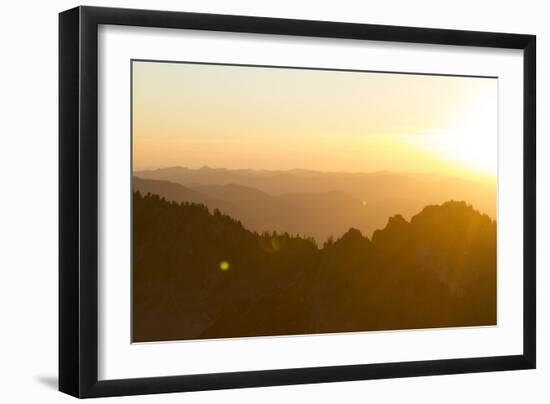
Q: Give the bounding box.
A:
[133,192,496,342]
[337,227,365,243]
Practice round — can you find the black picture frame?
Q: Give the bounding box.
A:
[59,5,536,398]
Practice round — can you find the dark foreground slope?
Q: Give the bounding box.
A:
[133,192,496,342]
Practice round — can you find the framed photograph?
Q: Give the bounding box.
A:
[59,6,536,398]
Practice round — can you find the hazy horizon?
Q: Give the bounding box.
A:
[134,164,495,181]
[132,61,498,181]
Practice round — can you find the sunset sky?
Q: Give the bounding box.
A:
[132,60,497,180]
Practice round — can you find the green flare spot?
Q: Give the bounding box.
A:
[271,237,281,251]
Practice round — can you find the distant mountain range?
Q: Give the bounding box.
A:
[134,176,378,243]
[133,166,496,242]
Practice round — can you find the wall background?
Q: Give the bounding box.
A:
[0,0,546,402]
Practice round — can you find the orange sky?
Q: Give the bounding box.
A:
[132,60,497,180]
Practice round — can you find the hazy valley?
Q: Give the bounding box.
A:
[133,166,496,243]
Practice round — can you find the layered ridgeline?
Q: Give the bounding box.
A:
[133,167,496,243]
[133,191,496,342]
